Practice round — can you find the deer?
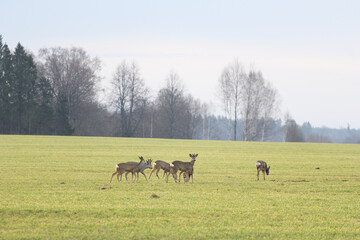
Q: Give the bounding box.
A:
[109,156,146,183]
[131,158,153,182]
[183,168,193,183]
[168,153,198,183]
[256,160,270,180]
[124,158,153,181]
[149,160,171,181]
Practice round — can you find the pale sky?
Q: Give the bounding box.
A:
[1,0,360,128]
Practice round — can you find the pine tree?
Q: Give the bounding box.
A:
[11,43,37,134]
[0,37,14,133]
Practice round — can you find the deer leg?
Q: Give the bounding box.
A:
[153,168,160,179]
[118,173,123,182]
[131,172,135,183]
[125,172,129,181]
[257,169,260,181]
[132,172,137,183]
[149,168,157,179]
[165,172,170,183]
[263,170,265,180]
[110,172,117,183]
[178,171,184,183]
[172,172,178,183]
[140,171,148,181]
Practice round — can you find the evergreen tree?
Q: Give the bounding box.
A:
[11,43,37,134]
[34,77,54,134]
[0,38,14,133]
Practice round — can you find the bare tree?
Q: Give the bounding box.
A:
[37,47,101,134]
[260,82,280,141]
[219,60,280,141]
[218,59,246,140]
[155,71,185,138]
[240,69,265,141]
[111,60,149,137]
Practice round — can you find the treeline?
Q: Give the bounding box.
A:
[1,36,359,143]
[0,36,210,138]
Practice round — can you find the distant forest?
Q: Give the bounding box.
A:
[0,35,359,143]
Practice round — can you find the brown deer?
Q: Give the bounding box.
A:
[168,153,198,183]
[183,168,193,183]
[131,158,153,182]
[256,160,270,180]
[109,156,146,183]
[124,158,153,181]
[149,160,171,181]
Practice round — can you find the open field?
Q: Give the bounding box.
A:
[0,135,359,239]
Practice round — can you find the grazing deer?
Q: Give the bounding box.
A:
[109,156,145,183]
[168,153,198,183]
[131,158,153,182]
[183,168,193,183]
[149,160,171,181]
[256,160,270,180]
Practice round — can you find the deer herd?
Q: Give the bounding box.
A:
[109,153,271,184]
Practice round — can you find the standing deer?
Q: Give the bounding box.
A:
[110,156,145,183]
[256,160,270,180]
[149,160,171,181]
[131,158,153,182]
[124,158,153,181]
[168,153,198,183]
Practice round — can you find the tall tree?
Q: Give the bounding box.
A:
[219,60,280,141]
[111,60,149,137]
[11,43,37,134]
[218,59,245,140]
[37,47,101,135]
[260,82,280,141]
[155,71,186,138]
[0,36,12,133]
[240,69,266,141]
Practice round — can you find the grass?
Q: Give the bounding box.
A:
[0,135,359,239]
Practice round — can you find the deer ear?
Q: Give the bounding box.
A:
[268,166,270,169]
[189,154,191,157]
[195,154,198,157]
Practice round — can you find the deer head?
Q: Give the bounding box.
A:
[147,158,153,169]
[266,166,270,175]
[189,153,198,161]
[138,156,145,164]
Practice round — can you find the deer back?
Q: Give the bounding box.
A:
[154,160,171,170]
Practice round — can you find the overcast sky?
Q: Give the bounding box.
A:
[1,0,360,128]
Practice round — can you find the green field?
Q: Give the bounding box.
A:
[1,135,359,239]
